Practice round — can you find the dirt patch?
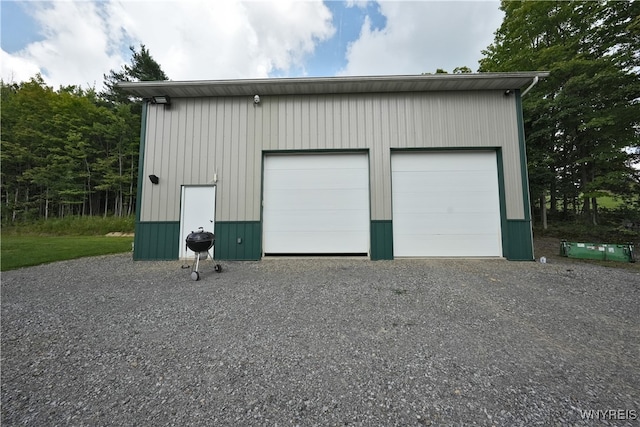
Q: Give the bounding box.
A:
[105,232,134,237]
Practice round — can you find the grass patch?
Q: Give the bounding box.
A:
[596,194,624,209]
[1,235,133,271]
[2,215,135,236]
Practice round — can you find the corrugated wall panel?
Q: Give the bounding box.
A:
[140,91,526,224]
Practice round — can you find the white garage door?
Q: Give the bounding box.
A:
[263,153,370,255]
[392,151,502,257]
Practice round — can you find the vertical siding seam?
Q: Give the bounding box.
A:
[232,99,240,220]
[135,102,148,224]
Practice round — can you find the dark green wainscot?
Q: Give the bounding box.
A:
[370,220,393,260]
[133,221,261,261]
[214,221,262,260]
[133,221,180,260]
[502,220,535,261]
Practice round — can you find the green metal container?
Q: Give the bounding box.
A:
[560,241,636,263]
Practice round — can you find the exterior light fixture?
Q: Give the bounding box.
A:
[151,95,171,105]
[253,95,260,104]
[149,174,159,184]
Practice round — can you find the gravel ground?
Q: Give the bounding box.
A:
[2,255,639,426]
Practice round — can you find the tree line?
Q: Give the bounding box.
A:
[2,3,639,228]
[1,46,167,223]
[480,0,640,227]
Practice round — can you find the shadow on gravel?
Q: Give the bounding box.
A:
[2,254,639,426]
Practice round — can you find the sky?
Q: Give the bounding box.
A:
[1,0,505,90]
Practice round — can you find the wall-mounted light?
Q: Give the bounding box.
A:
[149,174,159,184]
[504,89,512,96]
[253,94,261,105]
[151,95,171,106]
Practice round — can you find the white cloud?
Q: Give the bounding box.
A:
[2,1,122,88]
[1,0,335,89]
[0,49,41,84]
[1,1,504,89]
[339,1,504,75]
[113,0,335,81]
[243,1,336,75]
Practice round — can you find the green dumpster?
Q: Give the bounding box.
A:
[560,241,636,263]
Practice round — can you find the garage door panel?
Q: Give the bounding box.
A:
[265,154,364,170]
[395,233,502,257]
[392,151,502,257]
[263,153,370,254]
[264,231,369,253]
[263,210,369,232]
[266,170,368,190]
[395,152,493,171]
[393,171,497,192]
[392,192,499,214]
[394,212,501,235]
[267,189,369,210]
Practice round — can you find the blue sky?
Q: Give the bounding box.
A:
[1,1,504,90]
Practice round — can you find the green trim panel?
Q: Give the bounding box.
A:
[134,221,180,260]
[215,221,261,260]
[495,149,508,258]
[515,91,532,221]
[503,220,534,261]
[134,103,148,225]
[370,220,393,260]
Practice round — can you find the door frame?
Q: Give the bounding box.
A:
[179,185,217,259]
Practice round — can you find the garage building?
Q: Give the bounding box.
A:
[119,72,547,261]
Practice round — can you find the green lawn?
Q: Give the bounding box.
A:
[1,235,133,271]
[596,194,624,209]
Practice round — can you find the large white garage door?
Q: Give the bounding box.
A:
[392,151,502,257]
[263,153,370,255]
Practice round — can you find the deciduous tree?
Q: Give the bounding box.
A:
[480,0,640,226]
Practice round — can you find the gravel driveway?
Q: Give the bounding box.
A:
[2,255,639,426]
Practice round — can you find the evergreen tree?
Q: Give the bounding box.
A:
[102,44,169,106]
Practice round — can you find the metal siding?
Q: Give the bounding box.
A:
[246,102,258,220]
[199,100,212,186]
[504,220,535,260]
[389,92,523,219]
[214,221,262,260]
[178,101,190,185]
[139,91,525,225]
[370,220,394,260]
[167,103,183,217]
[133,222,180,260]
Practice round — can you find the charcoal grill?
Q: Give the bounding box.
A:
[185,227,222,280]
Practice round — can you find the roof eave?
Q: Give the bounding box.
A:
[116,72,550,99]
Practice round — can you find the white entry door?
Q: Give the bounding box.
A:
[263,153,370,255]
[179,186,216,259]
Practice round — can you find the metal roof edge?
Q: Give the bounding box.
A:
[116,72,550,98]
